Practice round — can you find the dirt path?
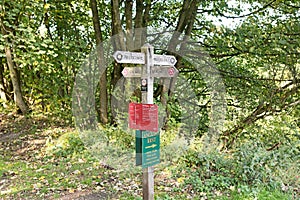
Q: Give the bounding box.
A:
[0,113,121,200]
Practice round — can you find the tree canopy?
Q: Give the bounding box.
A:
[1,0,299,149]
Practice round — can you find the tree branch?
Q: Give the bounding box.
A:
[222,81,300,149]
[215,0,276,19]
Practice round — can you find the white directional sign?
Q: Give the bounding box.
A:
[113,51,177,66]
[122,67,142,77]
[153,55,177,66]
[151,66,179,77]
[121,66,178,78]
[113,51,145,64]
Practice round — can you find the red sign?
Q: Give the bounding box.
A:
[168,67,175,76]
[129,103,158,132]
[129,103,140,130]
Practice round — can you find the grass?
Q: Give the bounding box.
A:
[0,150,115,199]
[0,113,299,199]
[215,188,293,200]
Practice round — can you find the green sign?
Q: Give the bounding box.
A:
[136,130,160,168]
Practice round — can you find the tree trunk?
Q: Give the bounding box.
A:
[90,0,108,124]
[3,45,29,114]
[111,0,126,87]
[0,63,8,107]
[134,0,151,48]
[134,0,144,48]
[125,0,133,50]
[110,0,128,124]
[141,0,151,44]
[5,64,13,101]
[168,0,199,52]
[161,0,199,127]
[1,3,28,113]
[111,0,126,51]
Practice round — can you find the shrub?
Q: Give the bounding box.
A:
[173,140,299,196]
[233,141,299,190]
[176,150,237,193]
[44,131,85,158]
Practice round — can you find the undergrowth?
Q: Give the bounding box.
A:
[0,113,299,199]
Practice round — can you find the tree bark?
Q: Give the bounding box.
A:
[0,63,8,107]
[111,0,126,88]
[90,0,108,124]
[168,0,198,52]
[1,3,29,114]
[125,0,134,50]
[3,45,29,114]
[161,0,199,128]
[110,0,126,124]
[111,0,126,51]
[142,0,151,44]
[134,0,144,48]
[134,0,151,48]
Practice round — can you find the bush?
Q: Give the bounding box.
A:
[233,141,299,190]
[104,125,135,150]
[44,131,86,158]
[176,150,237,193]
[173,140,299,196]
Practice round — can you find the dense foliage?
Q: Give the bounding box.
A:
[1,0,299,141]
[0,0,299,198]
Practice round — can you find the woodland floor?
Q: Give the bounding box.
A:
[0,113,118,199]
[0,113,182,200]
[0,113,298,200]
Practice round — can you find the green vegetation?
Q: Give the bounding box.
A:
[0,113,298,199]
[1,0,299,199]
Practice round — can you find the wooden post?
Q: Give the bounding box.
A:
[113,44,178,200]
[141,44,154,200]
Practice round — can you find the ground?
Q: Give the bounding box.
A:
[0,113,115,199]
[0,113,180,200]
[0,112,298,200]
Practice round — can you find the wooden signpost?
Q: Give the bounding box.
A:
[113,44,178,200]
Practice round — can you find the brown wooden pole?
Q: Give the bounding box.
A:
[141,44,154,200]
